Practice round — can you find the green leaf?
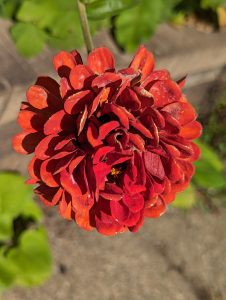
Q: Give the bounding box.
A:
[193,140,226,189]
[201,0,226,10]
[86,0,140,20]
[172,184,197,209]
[115,0,163,51]
[0,249,18,292]
[7,228,52,286]
[0,172,42,223]
[11,23,46,57]
[0,0,22,18]
[115,0,181,51]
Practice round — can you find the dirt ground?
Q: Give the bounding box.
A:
[0,20,226,300]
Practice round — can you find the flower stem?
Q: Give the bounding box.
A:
[77,0,94,53]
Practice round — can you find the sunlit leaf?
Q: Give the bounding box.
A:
[172,184,197,209]
[193,140,226,189]
[11,23,46,57]
[7,228,52,286]
[86,0,140,20]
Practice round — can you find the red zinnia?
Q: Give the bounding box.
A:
[13,46,202,235]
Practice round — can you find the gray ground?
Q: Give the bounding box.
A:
[0,19,226,300]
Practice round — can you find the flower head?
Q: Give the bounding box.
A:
[13,46,202,235]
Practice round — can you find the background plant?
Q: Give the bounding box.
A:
[0,0,226,57]
[0,172,52,294]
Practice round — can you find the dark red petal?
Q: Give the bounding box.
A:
[129,45,155,80]
[143,151,165,180]
[64,90,93,114]
[102,104,129,129]
[92,73,121,89]
[95,213,124,236]
[35,76,60,98]
[69,155,85,174]
[27,157,42,183]
[35,185,62,207]
[130,119,153,138]
[69,65,93,90]
[35,134,62,159]
[177,75,187,88]
[117,87,141,111]
[13,132,43,154]
[87,47,115,74]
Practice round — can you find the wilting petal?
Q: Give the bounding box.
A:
[87,47,115,74]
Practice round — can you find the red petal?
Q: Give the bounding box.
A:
[102,103,129,129]
[35,134,62,159]
[12,132,43,154]
[92,73,121,89]
[87,122,102,148]
[117,87,141,111]
[88,87,110,117]
[59,193,72,220]
[40,159,60,187]
[60,77,72,99]
[53,50,82,77]
[17,110,46,132]
[144,197,166,218]
[162,101,197,126]
[179,121,202,139]
[26,85,48,109]
[44,110,73,135]
[77,105,88,135]
[35,185,62,207]
[129,45,155,80]
[93,146,114,164]
[142,69,170,88]
[123,193,144,213]
[128,133,145,151]
[69,65,93,90]
[130,119,153,138]
[98,120,120,140]
[150,80,182,107]
[87,47,115,74]
[64,90,93,114]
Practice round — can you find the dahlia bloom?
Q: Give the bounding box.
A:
[13,46,202,235]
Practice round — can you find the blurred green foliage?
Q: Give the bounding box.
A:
[0,0,226,56]
[0,172,52,293]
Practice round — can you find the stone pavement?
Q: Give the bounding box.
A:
[1,19,226,300]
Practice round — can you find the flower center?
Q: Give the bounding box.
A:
[111,167,122,177]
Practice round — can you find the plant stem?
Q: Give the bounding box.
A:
[77,0,94,53]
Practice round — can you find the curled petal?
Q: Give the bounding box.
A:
[53,50,82,77]
[64,90,94,114]
[179,121,202,139]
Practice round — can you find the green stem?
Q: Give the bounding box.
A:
[77,0,94,53]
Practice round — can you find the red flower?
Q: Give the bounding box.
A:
[13,46,202,235]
